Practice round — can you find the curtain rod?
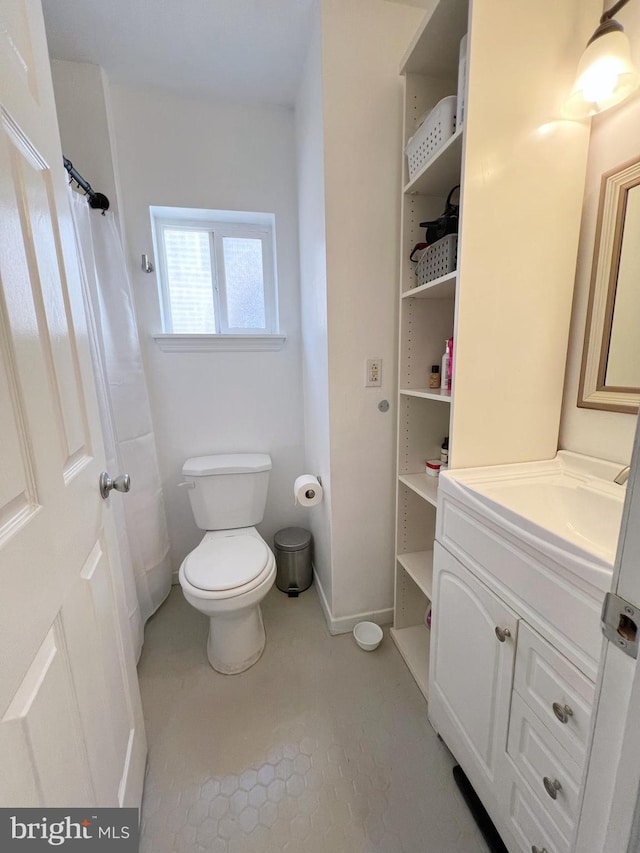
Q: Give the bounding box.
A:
[63,156,110,213]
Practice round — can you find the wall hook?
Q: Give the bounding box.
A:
[141,254,154,273]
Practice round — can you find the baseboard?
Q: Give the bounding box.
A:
[314,572,393,636]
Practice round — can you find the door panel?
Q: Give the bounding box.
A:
[1,624,94,807]
[0,292,38,540]
[0,2,40,104]
[7,114,91,475]
[62,538,130,806]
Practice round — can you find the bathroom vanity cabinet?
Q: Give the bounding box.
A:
[391,0,599,701]
[428,468,607,853]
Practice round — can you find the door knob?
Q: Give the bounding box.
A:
[543,776,562,800]
[99,472,131,499]
[495,626,511,642]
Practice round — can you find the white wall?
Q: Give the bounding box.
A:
[559,3,640,464]
[316,0,424,625]
[50,60,119,221]
[295,4,334,608]
[107,86,307,570]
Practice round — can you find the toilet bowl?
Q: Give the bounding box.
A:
[177,452,276,674]
[179,528,276,674]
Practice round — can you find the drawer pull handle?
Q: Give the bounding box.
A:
[552,702,574,724]
[543,776,562,800]
[532,847,548,853]
[495,626,511,642]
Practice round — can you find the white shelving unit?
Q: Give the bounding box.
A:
[397,550,434,598]
[390,625,430,697]
[392,0,468,701]
[391,0,596,705]
[398,474,439,507]
[400,388,451,402]
[401,270,456,300]
[403,127,463,195]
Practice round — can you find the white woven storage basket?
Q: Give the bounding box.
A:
[405,95,457,181]
[415,234,458,286]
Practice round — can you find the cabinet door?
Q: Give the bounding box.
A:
[429,543,518,792]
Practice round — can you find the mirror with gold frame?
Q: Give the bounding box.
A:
[578,156,640,414]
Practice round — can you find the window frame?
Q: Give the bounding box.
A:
[152,210,279,338]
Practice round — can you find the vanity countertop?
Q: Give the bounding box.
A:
[439,451,625,580]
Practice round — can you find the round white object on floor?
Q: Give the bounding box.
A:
[353,621,383,651]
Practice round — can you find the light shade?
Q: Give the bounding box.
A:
[565,28,640,118]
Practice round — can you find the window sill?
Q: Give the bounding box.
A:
[152,333,286,352]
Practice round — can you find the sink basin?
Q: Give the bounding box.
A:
[440,451,625,571]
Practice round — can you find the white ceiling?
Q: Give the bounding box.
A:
[41,0,316,107]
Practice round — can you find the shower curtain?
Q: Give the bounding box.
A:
[69,189,172,661]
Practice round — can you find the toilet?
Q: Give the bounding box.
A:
[178,453,276,674]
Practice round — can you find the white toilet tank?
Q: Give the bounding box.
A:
[182,453,272,530]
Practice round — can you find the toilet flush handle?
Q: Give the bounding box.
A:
[177,481,195,489]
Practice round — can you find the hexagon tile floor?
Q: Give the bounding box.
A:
[137,585,491,853]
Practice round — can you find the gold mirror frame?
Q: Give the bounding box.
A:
[578,156,640,414]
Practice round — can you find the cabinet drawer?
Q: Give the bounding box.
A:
[508,692,580,844]
[504,756,569,853]
[514,622,594,765]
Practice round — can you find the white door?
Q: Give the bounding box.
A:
[574,410,640,852]
[0,0,146,807]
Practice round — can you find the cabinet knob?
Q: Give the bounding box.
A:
[532,847,548,853]
[552,702,574,724]
[543,776,562,800]
[495,626,511,642]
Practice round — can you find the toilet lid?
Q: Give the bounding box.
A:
[184,536,270,592]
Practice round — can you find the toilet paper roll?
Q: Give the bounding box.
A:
[294,474,323,507]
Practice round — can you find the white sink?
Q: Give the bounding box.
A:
[440,451,625,573]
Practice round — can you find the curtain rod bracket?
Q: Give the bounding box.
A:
[63,156,110,213]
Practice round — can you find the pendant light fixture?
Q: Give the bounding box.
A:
[566,0,640,118]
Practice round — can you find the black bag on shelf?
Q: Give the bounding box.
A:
[409,184,460,263]
[420,184,460,244]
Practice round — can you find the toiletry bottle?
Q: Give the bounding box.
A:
[441,436,449,468]
[429,364,441,389]
[441,340,451,392]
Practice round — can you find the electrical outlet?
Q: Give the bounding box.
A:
[366,358,382,387]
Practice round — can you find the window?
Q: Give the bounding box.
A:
[151,207,279,338]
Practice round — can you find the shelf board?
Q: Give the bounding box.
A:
[404,127,463,197]
[397,550,434,599]
[403,270,456,300]
[390,625,430,699]
[398,473,439,507]
[400,0,469,77]
[400,388,451,403]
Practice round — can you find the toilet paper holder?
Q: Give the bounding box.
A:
[305,474,322,499]
[294,474,324,507]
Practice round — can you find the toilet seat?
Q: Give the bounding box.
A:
[183,534,271,593]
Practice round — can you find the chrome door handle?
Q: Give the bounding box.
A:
[99,472,131,499]
[532,847,548,853]
[552,702,574,724]
[495,626,511,642]
[543,776,562,800]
